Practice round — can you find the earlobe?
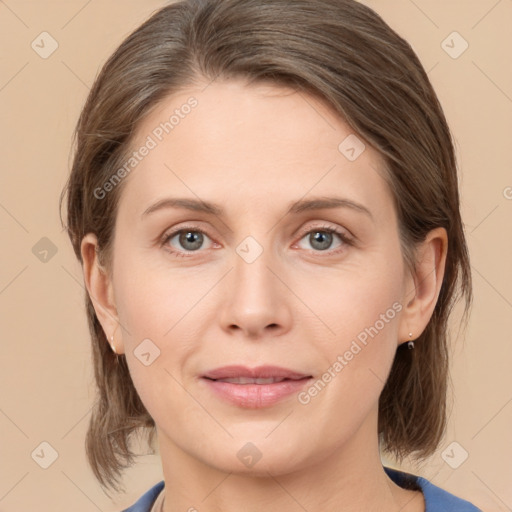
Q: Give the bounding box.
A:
[80,233,123,354]
[398,227,448,345]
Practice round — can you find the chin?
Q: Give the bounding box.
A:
[198,435,310,476]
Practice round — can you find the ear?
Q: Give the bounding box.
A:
[80,233,124,355]
[398,227,448,346]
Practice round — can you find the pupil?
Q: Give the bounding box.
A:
[311,231,332,250]
[177,230,333,252]
[181,231,203,250]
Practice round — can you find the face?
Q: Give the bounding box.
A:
[103,79,413,474]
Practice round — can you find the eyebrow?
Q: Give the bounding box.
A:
[141,196,373,221]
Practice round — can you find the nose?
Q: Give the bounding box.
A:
[219,244,293,339]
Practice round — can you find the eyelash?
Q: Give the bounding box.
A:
[160,223,354,258]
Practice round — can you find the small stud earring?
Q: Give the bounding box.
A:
[109,334,117,354]
[407,332,415,350]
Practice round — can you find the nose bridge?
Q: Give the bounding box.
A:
[219,231,290,336]
[232,234,278,304]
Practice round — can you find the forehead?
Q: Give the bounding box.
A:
[116,79,393,222]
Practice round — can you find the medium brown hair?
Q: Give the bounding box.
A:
[60,0,472,496]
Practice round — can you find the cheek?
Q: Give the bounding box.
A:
[112,252,207,392]
[297,275,402,426]
[113,250,198,340]
[308,264,402,341]
[303,256,404,388]
[113,261,197,418]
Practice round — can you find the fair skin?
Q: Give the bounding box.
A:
[81,79,447,512]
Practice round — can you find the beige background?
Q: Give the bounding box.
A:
[1,0,511,510]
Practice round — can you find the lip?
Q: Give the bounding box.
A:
[202,365,311,380]
[201,365,313,408]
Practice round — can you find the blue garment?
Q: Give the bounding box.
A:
[122,480,164,512]
[121,466,482,511]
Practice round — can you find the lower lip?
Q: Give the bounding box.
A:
[201,377,312,408]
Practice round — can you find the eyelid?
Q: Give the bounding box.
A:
[160,220,354,257]
[292,222,354,254]
[159,223,215,248]
[295,221,353,241]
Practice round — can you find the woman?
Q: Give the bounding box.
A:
[60,0,481,510]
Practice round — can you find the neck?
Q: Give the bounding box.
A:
[155,409,424,512]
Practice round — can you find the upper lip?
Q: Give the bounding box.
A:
[202,365,311,380]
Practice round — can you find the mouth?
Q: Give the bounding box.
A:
[203,376,309,384]
[202,364,312,381]
[200,365,313,408]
